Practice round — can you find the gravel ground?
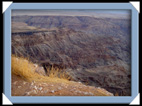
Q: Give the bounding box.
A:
[11,74,113,96]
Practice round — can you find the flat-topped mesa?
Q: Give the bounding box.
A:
[12,15,131,37]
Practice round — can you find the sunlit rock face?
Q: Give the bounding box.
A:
[11,14,131,96]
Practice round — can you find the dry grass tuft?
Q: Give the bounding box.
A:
[114,92,119,96]
[45,65,72,80]
[11,55,71,83]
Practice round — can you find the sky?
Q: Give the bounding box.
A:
[12,10,130,15]
[12,10,131,19]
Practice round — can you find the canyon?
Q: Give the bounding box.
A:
[11,14,131,96]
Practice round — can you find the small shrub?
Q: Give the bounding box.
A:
[114,92,119,96]
[45,65,72,80]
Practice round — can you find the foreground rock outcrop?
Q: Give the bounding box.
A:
[11,55,113,96]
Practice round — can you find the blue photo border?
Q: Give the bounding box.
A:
[3,3,139,104]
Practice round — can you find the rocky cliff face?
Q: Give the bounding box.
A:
[12,15,131,38]
[11,15,131,96]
